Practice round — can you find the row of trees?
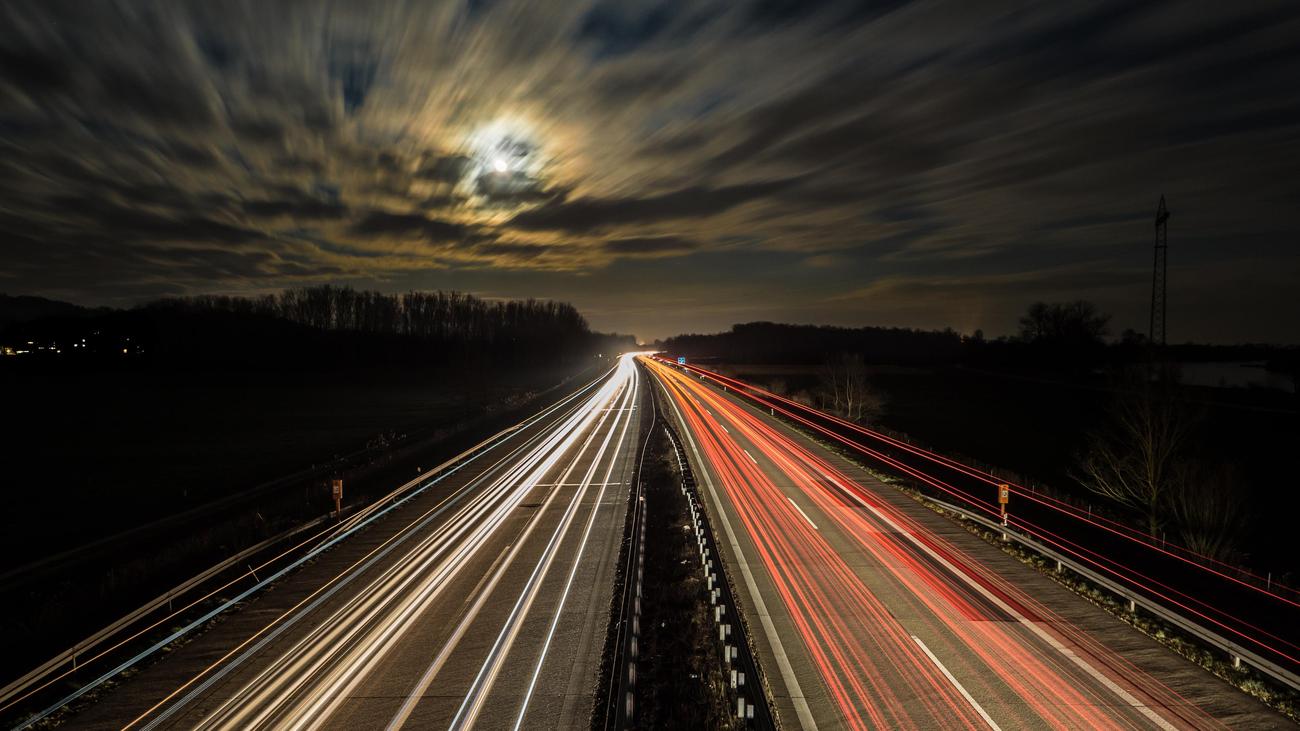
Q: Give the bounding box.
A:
[165,286,592,347]
[663,322,963,366]
[661,301,1110,371]
[3,286,628,372]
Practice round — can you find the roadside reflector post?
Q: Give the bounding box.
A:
[998,483,1010,541]
[332,478,343,517]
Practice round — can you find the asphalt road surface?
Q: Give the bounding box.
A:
[646,357,1290,730]
[64,354,644,730]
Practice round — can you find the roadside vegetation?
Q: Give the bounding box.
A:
[627,424,739,729]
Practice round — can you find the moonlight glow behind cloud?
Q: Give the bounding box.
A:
[1,0,1298,342]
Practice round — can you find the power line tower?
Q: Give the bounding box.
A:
[1149,195,1170,346]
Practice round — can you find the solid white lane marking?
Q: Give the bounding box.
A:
[788,499,819,531]
[911,635,1001,731]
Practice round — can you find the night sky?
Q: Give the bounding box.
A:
[2,1,1298,343]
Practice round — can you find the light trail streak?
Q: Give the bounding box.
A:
[649,358,985,730]
[656,375,820,730]
[673,359,1300,608]
[510,358,641,730]
[10,372,618,731]
[645,357,1222,730]
[659,358,1300,674]
[106,356,643,731]
[445,356,637,730]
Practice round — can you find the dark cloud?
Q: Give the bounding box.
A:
[602,236,700,255]
[50,194,259,245]
[416,154,472,183]
[743,0,910,30]
[509,178,801,233]
[0,45,73,93]
[1,0,1298,342]
[242,198,347,220]
[350,209,475,243]
[231,116,288,146]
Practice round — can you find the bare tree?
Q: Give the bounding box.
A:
[1168,462,1249,563]
[818,353,883,423]
[1076,372,1196,535]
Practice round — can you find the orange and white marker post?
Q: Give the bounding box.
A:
[332,478,343,517]
[998,483,1010,541]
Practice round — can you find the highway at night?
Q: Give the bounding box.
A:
[42,355,643,730]
[643,356,1289,730]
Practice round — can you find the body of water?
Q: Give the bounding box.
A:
[1179,362,1295,394]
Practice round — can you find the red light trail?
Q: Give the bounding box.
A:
[647,357,1225,730]
[656,359,1300,677]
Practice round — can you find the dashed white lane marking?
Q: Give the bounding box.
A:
[912,635,1001,731]
[788,498,819,531]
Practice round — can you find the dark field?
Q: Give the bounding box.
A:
[0,360,599,681]
[0,363,583,569]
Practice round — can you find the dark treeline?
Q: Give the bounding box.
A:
[2,286,633,372]
[660,312,1298,378]
[662,322,963,366]
[181,287,589,343]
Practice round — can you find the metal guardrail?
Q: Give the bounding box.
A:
[0,513,330,711]
[0,425,510,721]
[921,494,1300,693]
[663,421,774,729]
